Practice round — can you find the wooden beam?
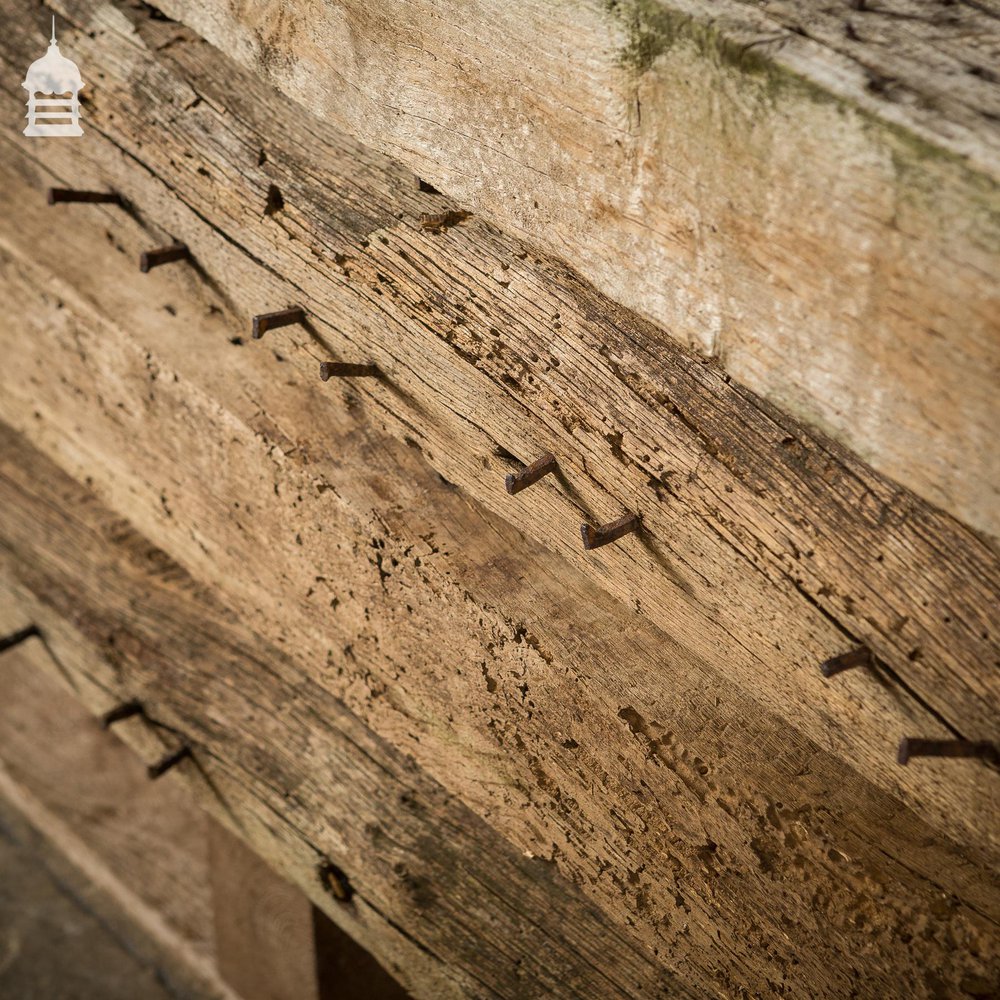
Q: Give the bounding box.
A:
[210,820,407,1000]
[124,0,1000,543]
[0,6,997,996]
[0,634,234,999]
[1,382,999,996]
[0,2,995,856]
[0,427,695,999]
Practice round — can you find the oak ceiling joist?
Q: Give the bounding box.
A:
[1,2,997,996]
[5,0,997,850]
[140,0,1000,543]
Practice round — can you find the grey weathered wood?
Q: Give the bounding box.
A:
[131,0,1000,544]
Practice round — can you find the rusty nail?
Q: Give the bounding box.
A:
[506,453,557,495]
[319,361,380,380]
[100,699,143,729]
[897,738,998,766]
[140,243,191,272]
[0,625,40,654]
[318,860,353,902]
[48,187,121,205]
[820,646,873,678]
[147,745,192,780]
[581,512,641,550]
[252,306,305,339]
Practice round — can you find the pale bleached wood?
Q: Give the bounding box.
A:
[91,0,1000,544]
[1,3,995,853]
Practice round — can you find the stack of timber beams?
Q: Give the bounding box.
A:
[0,0,997,997]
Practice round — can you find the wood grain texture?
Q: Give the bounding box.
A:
[0,179,998,998]
[2,376,999,997]
[0,431,693,1000]
[120,0,1000,543]
[2,1,996,850]
[0,5,997,997]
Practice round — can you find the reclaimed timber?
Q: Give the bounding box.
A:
[0,433,692,1000]
[1,1,996,855]
[0,631,234,1000]
[0,267,998,997]
[1,5,998,997]
[124,0,1000,543]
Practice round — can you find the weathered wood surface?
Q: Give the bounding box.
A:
[2,374,999,998]
[4,1,997,849]
[0,625,234,1000]
[0,152,998,1000]
[132,0,1000,544]
[0,431,692,1000]
[1,4,998,997]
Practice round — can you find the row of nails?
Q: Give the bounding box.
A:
[0,626,191,778]
[51,189,642,552]
[96,694,354,897]
[46,191,997,746]
[0,624,352,900]
[3,624,994,767]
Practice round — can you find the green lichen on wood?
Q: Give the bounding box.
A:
[606,0,778,80]
[603,0,998,183]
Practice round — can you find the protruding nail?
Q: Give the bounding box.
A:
[897,738,998,766]
[147,745,191,779]
[140,243,191,272]
[318,860,353,902]
[100,699,143,729]
[252,306,305,339]
[48,187,122,205]
[319,361,380,380]
[820,646,872,678]
[505,453,557,495]
[581,512,641,550]
[0,625,40,654]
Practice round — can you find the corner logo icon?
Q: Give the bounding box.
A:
[23,17,84,137]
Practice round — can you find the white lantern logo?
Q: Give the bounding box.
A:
[22,17,84,137]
